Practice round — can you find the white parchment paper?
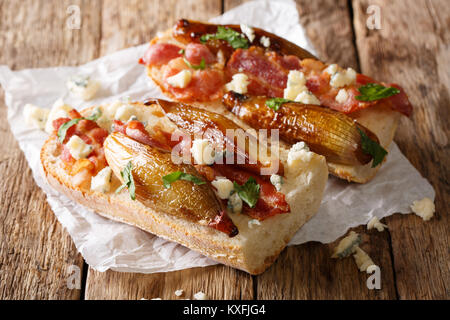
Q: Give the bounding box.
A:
[0,0,434,273]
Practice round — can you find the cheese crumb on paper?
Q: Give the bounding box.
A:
[23,104,49,130]
[66,75,100,101]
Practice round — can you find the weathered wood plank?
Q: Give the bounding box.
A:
[257,225,396,299]
[85,0,254,300]
[353,0,449,299]
[85,265,253,300]
[0,0,102,299]
[100,0,224,55]
[226,0,397,300]
[224,0,359,68]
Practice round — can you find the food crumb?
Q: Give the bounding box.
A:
[353,247,375,272]
[411,197,435,221]
[367,216,388,232]
[175,289,184,297]
[193,291,207,300]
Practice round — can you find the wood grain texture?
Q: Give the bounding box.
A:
[353,0,449,299]
[295,0,359,68]
[84,0,255,300]
[100,0,223,55]
[225,0,359,68]
[85,265,253,300]
[0,0,102,299]
[257,225,396,299]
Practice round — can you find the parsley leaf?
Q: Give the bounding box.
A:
[178,48,185,55]
[200,26,249,49]
[266,98,292,111]
[162,171,206,189]
[355,83,400,102]
[58,118,82,143]
[357,127,388,167]
[116,161,136,200]
[57,108,102,143]
[183,57,206,70]
[233,177,260,208]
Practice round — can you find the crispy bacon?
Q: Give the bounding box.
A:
[226,46,292,97]
[162,57,225,102]
[141,43,183,66]
[112,120,172,151]
[301,59,413,116]
[225,49,412,116]
[68,109,82,119]
[208,210,239,237]
[184,43,216,65]
[60,145,74,163]
[212,164,290,220]
[53,113,109,174]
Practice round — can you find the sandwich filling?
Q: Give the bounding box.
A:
[140,20,413,117]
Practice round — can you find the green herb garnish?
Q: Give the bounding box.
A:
[233,177,260,208]
[266,98,292,111]
[358,127,388,167]
[183,57,206,70]
[200,26,249,49]
[355,83,400,102]
[57,108,102,143]
[116,161,136,200]
[178,49,185,55]
[162,171,206,189]
[58,118,81,143]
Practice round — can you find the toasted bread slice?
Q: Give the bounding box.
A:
[40,102,328,274]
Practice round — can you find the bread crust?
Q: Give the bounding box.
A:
[40,104,328,275]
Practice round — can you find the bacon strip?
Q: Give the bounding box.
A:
[208,210,239,237]
[53,113,109,174]
[225,49,412,116]
[302,59,413,116]
[141,43,183,66]
[184,43,216,65]
[210,164,290,220]
[112,120,172,151]
[226,46,294,97]
[161,57,225,103]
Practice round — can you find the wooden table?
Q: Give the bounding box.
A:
[0,0,448,300]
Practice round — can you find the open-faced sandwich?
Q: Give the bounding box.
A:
[140,20,413,183]
[39,98,328,274]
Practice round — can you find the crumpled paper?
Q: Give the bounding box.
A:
[0,0,434,273]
